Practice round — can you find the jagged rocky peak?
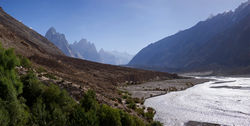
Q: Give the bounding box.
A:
[78,38,88,43]
[77,39,96,48]
[45,27,73,56]
[46,27,56,34]
[45,27,67,40]
[70,38,101,62]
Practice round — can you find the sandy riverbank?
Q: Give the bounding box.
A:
[120,77,210,99]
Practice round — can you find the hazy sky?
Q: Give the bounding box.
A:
[0,0,247,54]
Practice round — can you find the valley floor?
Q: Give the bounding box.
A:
[120,77,210,99]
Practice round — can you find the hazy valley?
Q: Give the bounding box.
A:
[0,1,250,126]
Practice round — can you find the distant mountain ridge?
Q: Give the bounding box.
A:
[70,39,101,62]
[99,49,134,65]
[45,27,133,65]
[129,1,250,74]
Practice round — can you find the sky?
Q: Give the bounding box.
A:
[0,0,247,54]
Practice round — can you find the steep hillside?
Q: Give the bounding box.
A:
[0,8,63,57]
[0,7,177,105]
[129,1,250,74]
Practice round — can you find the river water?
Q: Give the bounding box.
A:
[144,77,250,126]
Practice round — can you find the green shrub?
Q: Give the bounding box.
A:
[117,97,122,103]
[44,73,57,80]
[80,90,98,112]
[68,105,86,126]
[125,98,133,104]
[119,110,134,126]
[133,97,141,103]
[133,116,146,126]
[0,99,10,126]
[147,121,162,126]
[126,98,136,110]
[145,107,155,122]
[36,66,47,73]
[0,44,29,126]
[136,108,145,117]
[68,105,99,126]
[122,95,128,99]
[19,56,31,68]
[128,102,136,110]
[98,104,122,126]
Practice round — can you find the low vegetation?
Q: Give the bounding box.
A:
[119,90,159,124]
[0,44,162,126]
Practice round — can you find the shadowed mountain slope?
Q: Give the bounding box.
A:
[129,1,250,75]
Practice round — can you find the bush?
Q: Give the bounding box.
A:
[133,97,141,103]
[145,107,155,122]
[119,110,134,126]
[68,105,99,126]
[126,98,136,110]
[133,116,146,126]
[36,66,47,73]
[19,56,31,68]
[147,121,162,126]
[98,104,122,126]
[44,73,57,80]
[0,44,29,126]
[125,98,133,104]
[80,90,98,112]
[122,95,128,99]
[136,108,145,117]
[128,102,136,110]
[117,97,122,103]
[0,99,10,126]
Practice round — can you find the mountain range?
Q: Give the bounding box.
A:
[129,0,250,75]
[45,27,133,65]
[0,6,176,106]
